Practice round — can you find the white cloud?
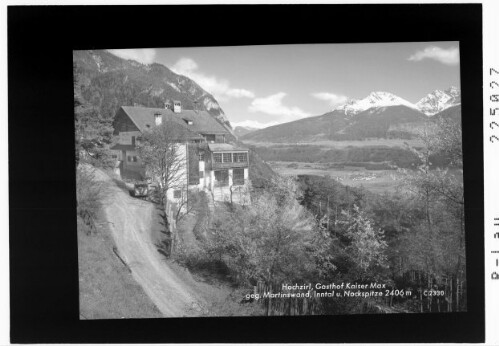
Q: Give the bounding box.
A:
[408,46,459,66]
[231,120,279,129]
[311,92,348,108]
[107,49,157,64]
[225,88,255,99]
[249,92,311,123]
[171,57,254,101]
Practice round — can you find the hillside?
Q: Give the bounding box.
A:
[234,126,258,137]
[433,104,462,122]
[73,50,231,130]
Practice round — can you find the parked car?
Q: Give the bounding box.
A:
[132,183,149,199]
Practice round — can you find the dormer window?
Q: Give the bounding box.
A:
[154,112,162,126]
[183,118,193,125]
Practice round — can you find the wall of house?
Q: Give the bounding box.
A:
[110,150,122,161]
[124,150,141,166]
[119,131,141,145]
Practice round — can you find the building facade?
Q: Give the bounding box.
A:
[111,102,250,204]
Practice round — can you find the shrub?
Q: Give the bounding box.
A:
[76,166,105,233]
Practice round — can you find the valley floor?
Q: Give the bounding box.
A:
[269,161,403,194]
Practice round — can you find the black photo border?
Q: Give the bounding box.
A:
[8,4,484,343]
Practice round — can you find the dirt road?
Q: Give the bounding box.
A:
[91,168,207,317]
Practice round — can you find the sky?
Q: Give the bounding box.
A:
[108,42,460,129]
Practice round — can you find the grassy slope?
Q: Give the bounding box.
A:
[78,216,162,319]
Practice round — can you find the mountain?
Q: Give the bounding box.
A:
[234,126,259,137]
[241,104,429,143]
[333,88,461,117]
[73,50,232,130]
[334,91,420,116]
[415,87,461,116]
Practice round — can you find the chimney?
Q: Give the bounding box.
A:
[154,112,162,126]
[173,101,182,113]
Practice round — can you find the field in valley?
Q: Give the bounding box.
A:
[269,161,403,194]
[244,138,424,148]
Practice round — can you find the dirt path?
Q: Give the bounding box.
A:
[91,167,208,317]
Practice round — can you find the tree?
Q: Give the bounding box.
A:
[206,176,316,286]
[397,118,465,311]
[338,204,389,280]
[135,121,190,207]
[74,63,115,168]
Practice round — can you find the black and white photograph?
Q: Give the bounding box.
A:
[74,43,466,319]
[9,3,489,343]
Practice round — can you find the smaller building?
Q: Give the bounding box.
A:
[203,143,250,203]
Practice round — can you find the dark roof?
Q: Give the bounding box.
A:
[120,106,229,135]
[208,143,248,152]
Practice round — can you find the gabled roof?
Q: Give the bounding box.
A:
[208,143,248,152]
[120,106,229,135]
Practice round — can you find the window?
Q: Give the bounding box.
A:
[233,169,244,185]
[199,153,205,161]
[214,170,229,186]
[173,190,182,199]
[133,156,138,162]
[222,153,232,163]
[233,152,248,163]
[127,156,131,162]
[111,155,117,159]
[214,153,222,163]
[128,156,138,162]
[132,136,136,146]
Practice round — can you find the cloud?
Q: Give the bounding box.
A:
[225,89,255,98]
[408,46,459,65]
[231,120,279,129]
[249,92,311,122]
[107,49,157,64]
[171,57,254,101]
[311,92,348,108]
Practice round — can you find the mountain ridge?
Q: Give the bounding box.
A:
[415,86,461,116]
[241,104,461,143]
[333,88,460,117]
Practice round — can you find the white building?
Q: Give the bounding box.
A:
[111,102,250,204]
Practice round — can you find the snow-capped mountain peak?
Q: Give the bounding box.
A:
[334,91,418,116]
[416,86,461,116]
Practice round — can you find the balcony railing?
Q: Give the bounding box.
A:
[212,161,249,169]
[214,180,229,187]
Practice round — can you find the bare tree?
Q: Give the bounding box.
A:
[174,189,197,223]
[136,121,190,207]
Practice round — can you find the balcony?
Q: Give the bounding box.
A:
[212,161,249,169]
